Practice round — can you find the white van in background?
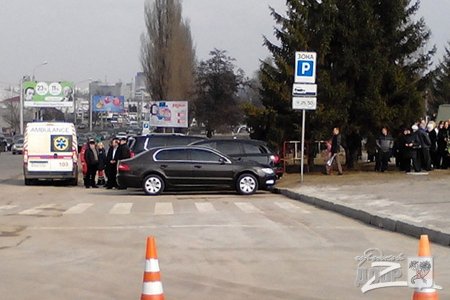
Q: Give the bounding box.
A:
[23,122,78,186]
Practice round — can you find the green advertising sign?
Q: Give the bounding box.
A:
[23,81,74,108]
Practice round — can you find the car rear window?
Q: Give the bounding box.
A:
[148,136,168,147]
[190,149,222,162]
[155,149,188,161]
[131,137,148,152]
[242,142,269,154]
[215,141,241,155]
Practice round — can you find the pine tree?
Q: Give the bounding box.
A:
[252,0,433,147]
[431,44,450,112]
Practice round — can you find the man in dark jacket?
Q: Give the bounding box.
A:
[409,125,423,172]
[105,137,120,189]
[417,123,432,171]
[118,137,131,160]
[84,139,99,188]
[428,122,438,169]
[375,127,394,172]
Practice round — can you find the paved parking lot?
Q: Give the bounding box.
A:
[2,153,450,299]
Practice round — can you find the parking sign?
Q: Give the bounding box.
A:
[294,52,316,83]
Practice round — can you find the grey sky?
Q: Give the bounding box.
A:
[0,0,448,89]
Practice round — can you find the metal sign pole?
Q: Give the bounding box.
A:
[300,109,305,182]
[19,78,24,134]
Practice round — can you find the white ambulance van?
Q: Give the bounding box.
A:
[23,122,78,185]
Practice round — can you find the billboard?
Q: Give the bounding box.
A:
[23,81,74,108]
[149,101,188,128]
[92,95,125,113]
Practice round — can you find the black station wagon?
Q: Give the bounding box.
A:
[116,146,277,195]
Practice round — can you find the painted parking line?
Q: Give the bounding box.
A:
[195,202,216,213]
[19,204,57,215]
[154,202,174,215]
[109,203,133,215]
[0,205,18,211]
[274,201,311,214]
[234,202,262,214]
[63,203,94,215]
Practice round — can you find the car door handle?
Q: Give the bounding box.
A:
[160,164,168,169]
[194,165,202,169]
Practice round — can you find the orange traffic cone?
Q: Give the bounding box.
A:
[412,235,439,300]
[141,236,165,300]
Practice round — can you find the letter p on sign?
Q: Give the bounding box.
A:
[294,51,316,83]
[299,61,313,76]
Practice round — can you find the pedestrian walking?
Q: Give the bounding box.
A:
[326,127,343,175]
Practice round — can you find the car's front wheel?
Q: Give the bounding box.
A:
[236,173,258,195]
[142,174,165,195]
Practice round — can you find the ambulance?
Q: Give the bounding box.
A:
[23,122,78,185]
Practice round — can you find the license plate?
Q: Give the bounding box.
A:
[28,160,50,171]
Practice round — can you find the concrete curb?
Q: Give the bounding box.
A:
[274,187,450,247]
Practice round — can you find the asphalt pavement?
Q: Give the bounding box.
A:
[275,165,450,247]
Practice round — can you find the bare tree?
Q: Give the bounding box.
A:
[140,0,196,102]
[1,99,20,133]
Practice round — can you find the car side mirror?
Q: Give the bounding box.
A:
[219,158,226,165]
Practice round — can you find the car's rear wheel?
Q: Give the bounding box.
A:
[143,174,165,195]
[24,178,33,186]
[236,173,258,195]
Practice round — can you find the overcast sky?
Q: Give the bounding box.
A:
[0,0,448,89]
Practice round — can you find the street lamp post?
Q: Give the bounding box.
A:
[74,79,92,125]
[30,61,48,122]
[32,61,48,81]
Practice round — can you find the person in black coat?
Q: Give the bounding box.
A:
[417,123,432,171]
[105,137,120,189]
[84,139,99,188]
[118,137,131,160]
[428,122,438,169]
[407,125,422,172]
[96,142,107,186]
[326,127,343,175]
[437,121,448,169]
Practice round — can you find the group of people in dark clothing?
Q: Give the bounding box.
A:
[373,120,449,173]
[83,136,131,188]
[325,119,450,175]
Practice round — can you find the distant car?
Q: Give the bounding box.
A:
[117,146,277,195]
[13,134,24,143]
[12,138,24,155]
[127,133,206,156]
[77,123,87,130]
[115,131,128,139]
[189,138,283,178]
